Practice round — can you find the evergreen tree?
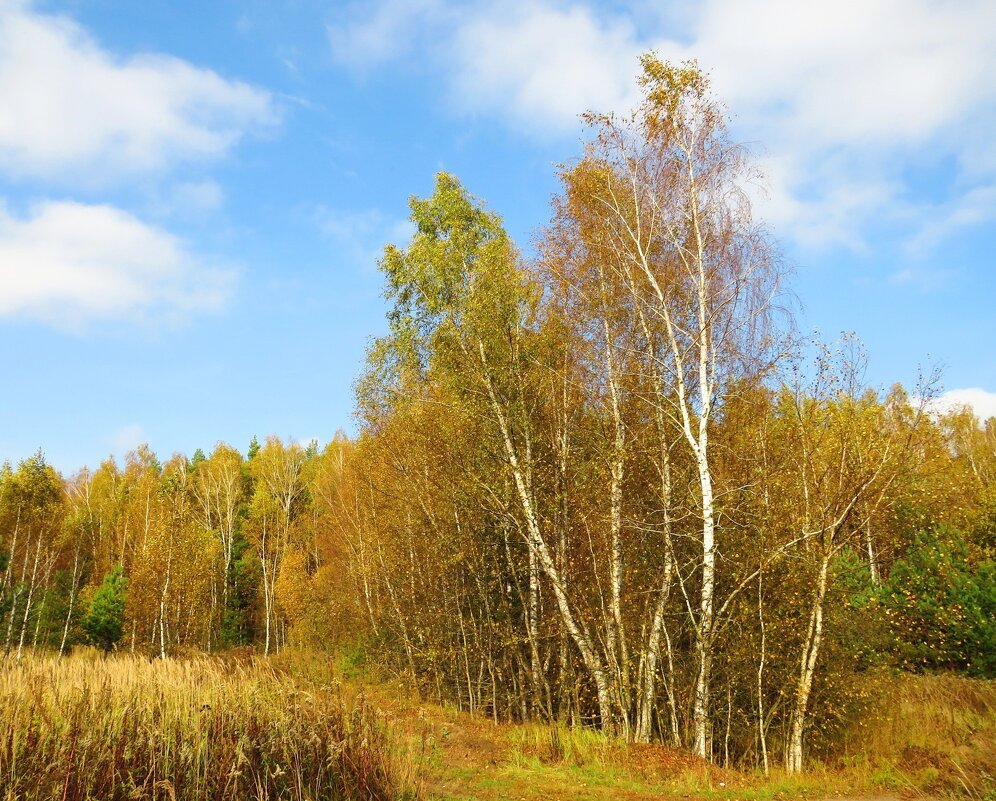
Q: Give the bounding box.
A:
[83,566,127,652]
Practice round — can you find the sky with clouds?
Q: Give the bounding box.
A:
[1,0,994,472]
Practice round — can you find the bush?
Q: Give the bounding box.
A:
[879,526,996,678]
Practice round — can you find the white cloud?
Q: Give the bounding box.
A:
[888,265,953,291]
[327,0,445,68]
[688,0,996,247]
[0,200,235,326]
[693,0,996,148]
[331,0,996,250]
[756,152,901,250]
[933,388,996,422]
[904,185,996,255]
[0,2,277,182]
[451,5,642,135]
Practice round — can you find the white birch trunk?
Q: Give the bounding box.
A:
[787,550,831,773]
[478,340,614,728]
[59,545,83,657]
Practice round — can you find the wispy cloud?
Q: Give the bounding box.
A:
[0,2,278,183]
[904,185,996,255]
[0,200,235,327]
[312,206,414,273]
[327,0,446,69]
[110,423,147,457]
[888,266,955,292]
[152,179,226,219]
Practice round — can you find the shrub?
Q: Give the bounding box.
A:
[879,526,996,678]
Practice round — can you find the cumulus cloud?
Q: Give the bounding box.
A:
[0,200,235,327]
[329,0,996,250]
[691,0,996,248]
[933,388,996,422]
[0,2,277,182]
[331,0,996,140]
[693,0,995,147]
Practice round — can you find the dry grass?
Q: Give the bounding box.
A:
[3,650,991,801]
[349,664,995,801]
[0,650,405,801]
[841,673,996,799]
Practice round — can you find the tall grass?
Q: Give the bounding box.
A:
[0,651,404,801]
[844,673,996,799]
[501,675,995,799]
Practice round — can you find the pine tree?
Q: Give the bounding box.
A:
[83,566,126,652]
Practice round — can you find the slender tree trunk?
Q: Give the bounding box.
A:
[356,522,380,636]
[555,367,572,723]
[0,507,21,630]
[60,546,83,657]
[636,549,678,743]
[5,513,31,655]
[757,567,769,774]
[31,558,55,649]
[527,546,545,717]
[787,549,831,773]
[692,425,717,758]
[693,639,713,759]
[260,519,272,656]
[865,521,880,587]
[477,339,614,729]
[378,542,417,679]
[158,539,173,660]
[207,575,216,653]
[599,265,630,738]
[16,537,43,662]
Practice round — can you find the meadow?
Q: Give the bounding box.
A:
[1,650,992,801]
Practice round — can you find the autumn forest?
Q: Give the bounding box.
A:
[2,58,994,796]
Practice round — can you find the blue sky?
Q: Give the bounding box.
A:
[1,0,994,472]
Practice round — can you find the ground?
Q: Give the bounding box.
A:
[350,673,915,801]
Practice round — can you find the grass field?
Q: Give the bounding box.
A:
[1,650,993,801]
[0,651,403,801]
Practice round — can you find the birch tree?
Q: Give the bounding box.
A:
[364,173,623,726]
[247,437,306,654]
[0,453,65,661]
[192,443,245,642]
[553,56,783,755]
[778,342,930,771]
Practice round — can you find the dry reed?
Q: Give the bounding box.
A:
[0,651,402,801]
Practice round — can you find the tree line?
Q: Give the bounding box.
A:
[1,56,994,772]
